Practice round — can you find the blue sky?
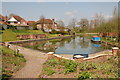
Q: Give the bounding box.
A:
[2,2,118,25]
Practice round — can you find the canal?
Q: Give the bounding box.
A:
[15,36,111,58]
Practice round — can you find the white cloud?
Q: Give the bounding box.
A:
[65,10,78,18]
[104,15,113,20]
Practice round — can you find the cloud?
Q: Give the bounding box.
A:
[104,15,113,20]
[65,10,78,18]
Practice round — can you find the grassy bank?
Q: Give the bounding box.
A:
[1,46,26,78]
[101,37,119,47]
[1,29,59,42]
[40,54,119,79]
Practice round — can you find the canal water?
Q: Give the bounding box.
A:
[16,36,111,58]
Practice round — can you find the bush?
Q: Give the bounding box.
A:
[44,57,59,67]
[7,25,17,30]
[43,67,55,76]
[78,71,92,80]
[79,62,97,71]
[64,60,77,74]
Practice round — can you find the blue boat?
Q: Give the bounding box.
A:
[91,36,101,42]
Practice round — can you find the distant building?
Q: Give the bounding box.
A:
[0,14,8,24]
[0,14,8,29]
[36,18,57,32]
[7,15,30,30]
[7,16,28,26]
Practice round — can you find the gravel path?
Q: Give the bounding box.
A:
[9,44,48,78]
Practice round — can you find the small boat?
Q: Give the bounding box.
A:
[91,36,101,42]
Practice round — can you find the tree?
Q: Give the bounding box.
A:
[56,20,65,28]
[32,22,37,30]
[39,15,45,31]
[67,18,76,29]
[9,13,18,17]
[77,18,89,32]
[93,13,105,28]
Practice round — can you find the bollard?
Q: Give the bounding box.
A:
[112,47,119,55]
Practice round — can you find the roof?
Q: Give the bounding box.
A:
[37,19,57,24]
[0,14,8,21]
[0,14,4,20]
[12,16,24,22]
[92,36,99,37]
[27,21,36,25]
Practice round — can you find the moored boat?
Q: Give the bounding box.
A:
[91,36,101,43]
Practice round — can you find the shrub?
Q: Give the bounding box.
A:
[44,57,59,67]
[78,71,92,80]
[43,67,55,76]
[64,60,77,74]
[7,25,17,30]
[79,62,97,71]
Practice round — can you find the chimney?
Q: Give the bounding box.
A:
[52,19,54,21]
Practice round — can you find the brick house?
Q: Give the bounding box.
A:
[36,18,57,32]
[7,15,30,29]
[7,16,27,25]
[0,14,8,29]
[0,14,8,24]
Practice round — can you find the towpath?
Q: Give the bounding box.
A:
[9,44,48,78]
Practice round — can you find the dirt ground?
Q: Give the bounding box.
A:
[9,44,48,78]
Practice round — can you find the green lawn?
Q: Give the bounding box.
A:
[101,37,119,47]
[1,29,59,42]
[1,46,26,78]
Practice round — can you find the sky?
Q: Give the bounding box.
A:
[1,2,118,26]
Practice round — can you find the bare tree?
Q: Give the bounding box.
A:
[39,15,46,31]
[56,20,65,28]
[77,18,89,32]
[93,13,105,27]
[67,18,76,29]
[9,13,18,17]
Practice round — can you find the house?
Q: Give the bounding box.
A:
[36,18,57,32]
[0,14,8,29]
[7,15,30,29]
[0,14,8,24]
[7,16,27,25]
[27,21,36,30]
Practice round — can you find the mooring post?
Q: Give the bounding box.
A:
[112,47,119,55]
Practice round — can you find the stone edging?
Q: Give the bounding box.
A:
[47,51,113,61]
[47,52,75,61]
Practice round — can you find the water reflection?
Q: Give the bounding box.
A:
[93,43,101,47]
[16,36,111,55]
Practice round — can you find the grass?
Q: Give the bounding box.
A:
[1,46,26,79]
[40,55,119,78]
[1,29,70,42]
[1,29,60,42]
[101,37,119,44]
